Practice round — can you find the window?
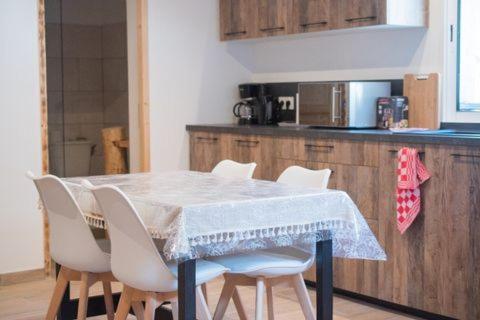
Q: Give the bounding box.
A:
[457,0,480,111]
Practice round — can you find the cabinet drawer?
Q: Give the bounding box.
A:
[334,140,379,167]
[189,132,223,172]
[336,164,378,220]
[274,137,335,163]
[224,134,275,180]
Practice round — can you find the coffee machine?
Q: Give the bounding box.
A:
[234,84,280,125]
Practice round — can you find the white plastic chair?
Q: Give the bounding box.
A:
[26,172,115,320]
[210,166,332,320]
[211,159,257,179]
[84,181,228,320]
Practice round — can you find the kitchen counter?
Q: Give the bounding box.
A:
[188,123,480,319]
[186,123,480,147]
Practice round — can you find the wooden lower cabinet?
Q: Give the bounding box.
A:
[189,131,480,319]
[422,145,480,319]
[189,132,224,172]
[222,134,275,180]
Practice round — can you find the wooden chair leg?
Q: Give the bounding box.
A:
[144,294,160,320]
[232,288,248,320]
[196,286,213,320]
[132,301,145,320]
[266,284,274,320]
[77,272,91,320]
[45,266,69,320]
[291,274,315,320]
[102,281,115,320]
[115,286,134,320]
[171,300,179,320]
[201,283,208,305]
[256,277,266,320]
[213,277,236,320]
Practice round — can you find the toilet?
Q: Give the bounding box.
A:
[63,140,93,177]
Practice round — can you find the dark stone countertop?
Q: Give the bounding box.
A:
[186,123,480,147]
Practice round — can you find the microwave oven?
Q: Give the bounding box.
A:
[298,81,391,128]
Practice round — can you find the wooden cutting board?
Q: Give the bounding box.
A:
[403,73,440,129]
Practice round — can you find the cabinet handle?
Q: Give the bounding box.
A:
[388,149,425,155]
[345,16,377,23]
[260,26,285,32]
[305,144,334,150]
[196,137,218,142]
[300,21,328,28]
[224,30,247,36]
[235,139,260,147]
[450,153,480,159]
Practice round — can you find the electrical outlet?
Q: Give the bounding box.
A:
[278,96,295,111]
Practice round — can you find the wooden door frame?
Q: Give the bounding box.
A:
[38,0,150,274]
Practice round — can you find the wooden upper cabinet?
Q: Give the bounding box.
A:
[334,0,384,29]
[220,0,251,41]
[292,0,331,34]
[254,0,291,37]
[219,0,427,41]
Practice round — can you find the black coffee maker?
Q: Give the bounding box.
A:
[234,84,280,125]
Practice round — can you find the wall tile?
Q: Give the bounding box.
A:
[47,91,63,125]
[46,23,61,58]
[46,58,62,91]
[103,58,128,91]
[62,24,102,58]
[78,58,103,91]
[80,123,105,155]
[63,92,104,124]
[62,58,78,91]
[64,123,81,141]
[104,91,129,124]
[102,23,127,58]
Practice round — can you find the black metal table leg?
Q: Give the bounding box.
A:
[178,259,196,320]
[316,239,333,320]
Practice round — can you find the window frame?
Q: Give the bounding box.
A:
[444,0,480,122]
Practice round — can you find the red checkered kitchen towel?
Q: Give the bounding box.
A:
[396,147,431,234]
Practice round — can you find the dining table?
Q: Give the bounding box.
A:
[57,171,386,320]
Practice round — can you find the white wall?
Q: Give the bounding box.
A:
[0,0,44,273]
[148,0,252,171]
[247,1,444,83]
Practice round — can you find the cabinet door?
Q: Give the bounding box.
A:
[292,0,330,34]
[220,0,251,41]
[334,0,384,29]
[332,219,379,296]
[189,132,223,172]
[423,146,480,319]
[225,135,274,180]
[255,0,290,37]
[336,164,378,220]
[377,143,426,308]
[328,164,379,296]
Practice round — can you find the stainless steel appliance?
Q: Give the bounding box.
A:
[298,81,391,128]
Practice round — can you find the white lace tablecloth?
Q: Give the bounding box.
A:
[63,171,386,261]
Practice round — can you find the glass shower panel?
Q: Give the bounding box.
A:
[45,0,65,177]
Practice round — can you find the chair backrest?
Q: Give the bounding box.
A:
[211,159,257,179]
[26,172,109,273]
[277,166,331,190]
[85,181,177,292]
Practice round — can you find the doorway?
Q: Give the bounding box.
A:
[44,0,129,177]
[38,0,149,272]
